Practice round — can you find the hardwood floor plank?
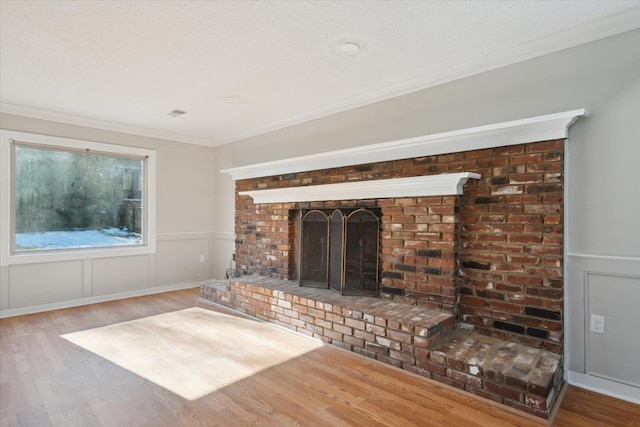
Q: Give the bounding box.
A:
[308,352,535,427]
[2,287,639,427]
[248,362,360,426]
[553,386,640,426]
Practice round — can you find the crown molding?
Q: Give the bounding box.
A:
[214,9,638,146]
[222,109,587,181]
[0,103,214,147]
[240,173,481,204]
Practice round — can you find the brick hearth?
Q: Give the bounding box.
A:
[201,276,563,418]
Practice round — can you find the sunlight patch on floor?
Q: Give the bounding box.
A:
[61,307,324,400]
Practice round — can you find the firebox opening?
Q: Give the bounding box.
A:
[298,208,380,296]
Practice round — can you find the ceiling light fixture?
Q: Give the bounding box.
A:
[337,41,361,55]
[326,38,367,58]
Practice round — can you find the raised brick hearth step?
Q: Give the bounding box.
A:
[201,276,563,418]
[428,330,562,417]
[201,276,454,350]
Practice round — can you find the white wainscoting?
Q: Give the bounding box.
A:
[7,260,84,308]
[566,253,640,403]
[0,231,227,318]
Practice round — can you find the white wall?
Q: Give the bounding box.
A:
[0,114,222,317]
[214,29,640,402]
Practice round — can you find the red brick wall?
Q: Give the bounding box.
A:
[234,139,563,352]
[378,195,459,314]
[457,141,564,352]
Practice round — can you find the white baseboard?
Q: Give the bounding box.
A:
[0,281,202,318]
[568,370,640,404]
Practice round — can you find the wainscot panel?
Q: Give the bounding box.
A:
[8,260,83,308]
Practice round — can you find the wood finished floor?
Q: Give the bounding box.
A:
[1,288,638,427]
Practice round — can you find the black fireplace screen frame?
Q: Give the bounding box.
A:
[298,208,380,296]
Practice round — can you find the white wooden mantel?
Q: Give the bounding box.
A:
[224,109,586,204]
[240,173,481,204]
[222,109,586,181]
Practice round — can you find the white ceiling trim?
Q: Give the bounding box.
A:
[0,103,214,147]
[240,173,481,204]
[222,109,587,181]
[215,9,639,146]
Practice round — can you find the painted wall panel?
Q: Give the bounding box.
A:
[8,261,82,308]
[567,261,587,372]
[0,265,8,310]
[212,232,235,280]
[566,254,640,398]
[92,255,149,296]
[567,77,640,257]
[156,239,209,286]
[587,272,640,387]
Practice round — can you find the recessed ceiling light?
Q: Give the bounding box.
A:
[222,96,248,105]
[326,38,367,57]
[167,109,186,118]
[337,41,361,55]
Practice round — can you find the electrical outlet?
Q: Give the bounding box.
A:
[590,314,605,334]
[199,254,205,263]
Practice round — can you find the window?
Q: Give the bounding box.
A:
[1,130,156,264]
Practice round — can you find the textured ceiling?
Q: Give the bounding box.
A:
[1,1,639,147]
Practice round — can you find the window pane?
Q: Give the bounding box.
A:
[14,144,144,252]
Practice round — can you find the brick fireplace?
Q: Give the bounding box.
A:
[204,110,585,418]
[233,138,564,353]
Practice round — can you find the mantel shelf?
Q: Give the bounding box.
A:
[222,109,586,181]
[239,172,481,204]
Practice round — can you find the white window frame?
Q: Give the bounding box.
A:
[1,130,156,267]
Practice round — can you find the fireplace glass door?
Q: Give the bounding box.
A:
[299,208,379,296]
[300,210,328,287]
[344,210,379,294]
[329,210,344,293]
